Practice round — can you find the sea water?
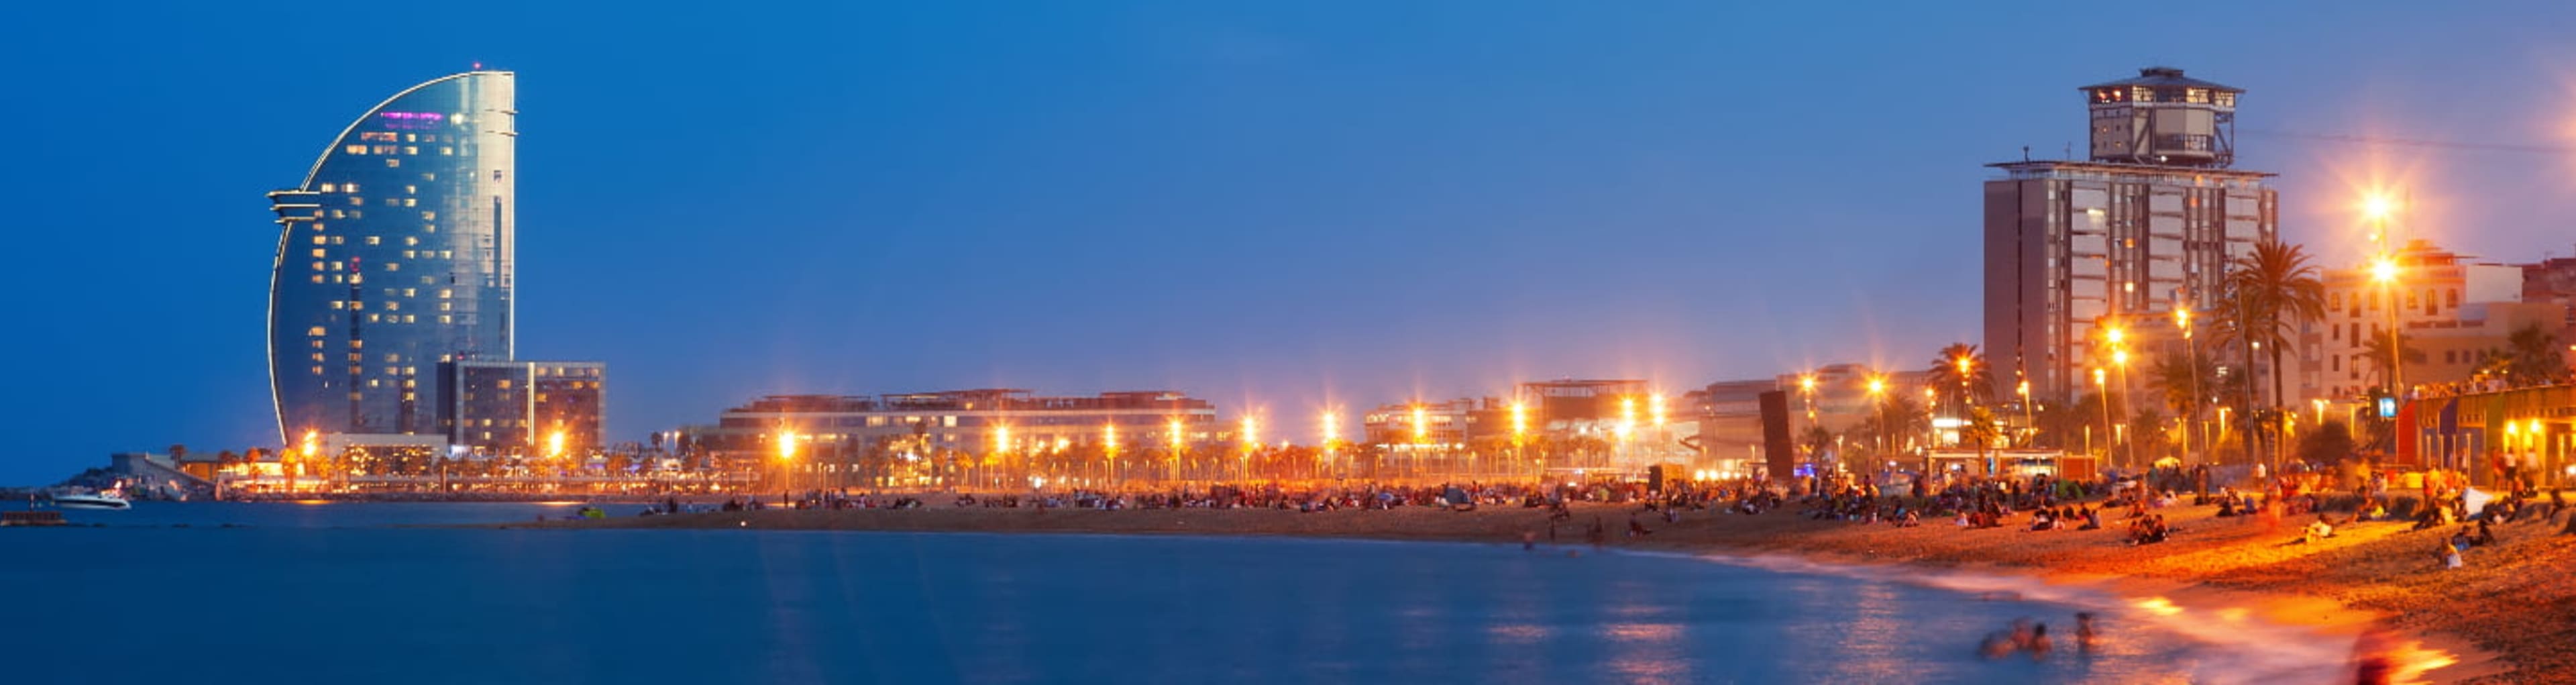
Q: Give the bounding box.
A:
[0,503,2360,684]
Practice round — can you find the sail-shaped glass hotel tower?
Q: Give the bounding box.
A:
[268,71,515,443]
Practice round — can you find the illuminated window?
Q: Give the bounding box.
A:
[312,235,326,246]
[307,327,325,337]
[438,315,452,325]
[384,301,399,311]
[384,159,399,168]
[331,236,344,245]
[345,144,366,154]
[385,263,400,272]
[345,183,359,193]
[310,353,324,362]
[367,314,380,323]
[404,146,417,155]
[365,236,381,246]
[402,288,415,297]
[310,249,326,258]
[403,250,416,259]
[311,366,323,376]
[438,302,453,312]
[437,289,451,299]
[311,262,325,272]
[440,147,453,156]
[310,275,324,284]
[420,172,435,182]
[404,185,417,195]
[347,197,363,206]
[320,183,337,193]
[404,236,418,246]
[421,211,436,221]
[402,198,417,207]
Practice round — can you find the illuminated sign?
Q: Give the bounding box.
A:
[2377,397,2397,419]
[378,111,446,130]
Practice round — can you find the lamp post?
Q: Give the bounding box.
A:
[2176,303,2200,464]
[776,429,798,492]
[1865,376,1886,471]
[1103,422,1120,487]
[1239,413,1258,481]
[1167,418,1185,483]
[2094,368,2112,462]
[1509,401,1530,484]
[1319,409,1338,481]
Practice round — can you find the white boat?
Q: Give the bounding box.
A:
[52,490,131,511]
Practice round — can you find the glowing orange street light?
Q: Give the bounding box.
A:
[1104,423,1119,452]
[1320,409,1338,445]
[1866,376,1886,397]
[547,429,567,459]
[1240,414,1259,447]
[2371,256,2400,284]
[777,431,798,460]
[1649,394,1666,428]
[1509,401,1527,438]
[1411,406,1429,444]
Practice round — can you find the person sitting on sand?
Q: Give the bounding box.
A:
[2436,538,2463,569]
[2470,519,2495,547]
[2301,517,2333,543]
[2078,506,2102,531]
[1627,515,1653,537]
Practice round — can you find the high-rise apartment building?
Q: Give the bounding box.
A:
[1983,67,2278,403]
[267,71,517,443]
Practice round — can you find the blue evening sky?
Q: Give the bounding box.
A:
[5,2,2574,483]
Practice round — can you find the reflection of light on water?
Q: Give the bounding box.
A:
[292,500,330,505]
[1488,623,1548,643]
[1605,623,1678,640]
[1605,622,1685,683]
[2131,596,2184,617]
[2390,641,2458,685]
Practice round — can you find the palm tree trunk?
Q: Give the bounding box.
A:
[2270,341,2287,476]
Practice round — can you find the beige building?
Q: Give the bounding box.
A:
[2298,240,2532,403]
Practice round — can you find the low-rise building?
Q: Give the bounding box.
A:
[439,360,606,457]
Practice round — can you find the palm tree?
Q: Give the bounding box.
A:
[2359,331,2426,390]
[1801,425,1835,474]
[1961,406,2003,476]
[2220,239,2326,470]
[2502,323,2568,388]
[1925,343,1992,411]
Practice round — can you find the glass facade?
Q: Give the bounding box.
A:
[269,72,516,442]
[441,361,605,456]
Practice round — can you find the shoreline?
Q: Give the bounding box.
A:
[511,500,2553,684]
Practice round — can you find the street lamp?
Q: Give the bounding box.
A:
[1103,422,1120,486]
[1509,401,1532,483]
[1240,413,1258,480]
[2094,368,2111,460]
[2176,303,2200,463]
[777,429,798,491]
[1320,409,1338,480]
[1167,417,1185,482]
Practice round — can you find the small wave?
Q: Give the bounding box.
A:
[1657,551,2426,685]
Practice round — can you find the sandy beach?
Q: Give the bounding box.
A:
[527,497,2568,683]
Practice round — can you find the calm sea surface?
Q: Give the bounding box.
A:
[0,503,2355,684]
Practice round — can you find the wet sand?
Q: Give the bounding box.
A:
[527,500,2567,683]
